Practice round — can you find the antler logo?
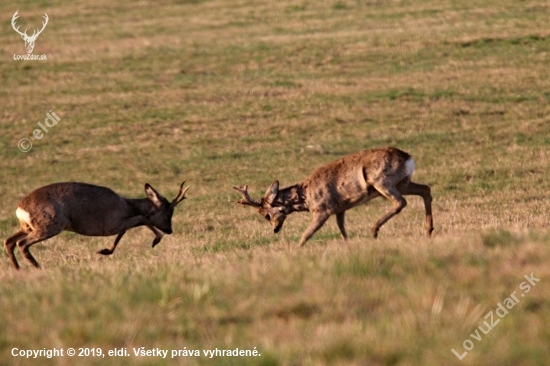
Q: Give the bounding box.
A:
[12,11,49,54]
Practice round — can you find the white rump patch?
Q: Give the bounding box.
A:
[405,158,416,177]
[16,207,31,225]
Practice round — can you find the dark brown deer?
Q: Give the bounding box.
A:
[4,181,190,269]
[234,147,433,246]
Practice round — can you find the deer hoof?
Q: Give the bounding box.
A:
[97,248,113,255]
[152,237,161,248]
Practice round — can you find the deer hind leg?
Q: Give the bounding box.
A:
[16,229,61,269]
[398,182,433,237]
[5,229,29,270]
[336,212,347,240]
[97,231,126,255]
[371,185,407,238]
[299,212,330,247]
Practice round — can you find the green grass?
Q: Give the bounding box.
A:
[1,0,550,365]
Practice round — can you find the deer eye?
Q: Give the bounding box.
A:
[265,214,271,220]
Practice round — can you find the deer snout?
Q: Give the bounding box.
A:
[272,217,286,233]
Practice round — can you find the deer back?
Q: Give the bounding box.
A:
[18,182,134,236]
[303,147,413,213]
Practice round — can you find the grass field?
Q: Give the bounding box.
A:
[1,0,550,365]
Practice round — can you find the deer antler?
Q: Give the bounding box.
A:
[32,14,49,39]
[11,12,48,41]
[171,180,190,207]
[11,11,27,38]
[233,185,261,207]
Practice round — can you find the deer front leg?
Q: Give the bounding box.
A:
[336,212,347,240]
[135,217,164,248]
[102,216,164,253]
[298,212,330,247]
[97,231,126,255]
[145,221,164,248]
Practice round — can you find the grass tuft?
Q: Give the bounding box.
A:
[481,229,519,248]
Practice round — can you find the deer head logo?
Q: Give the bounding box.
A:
[11,11,49,54]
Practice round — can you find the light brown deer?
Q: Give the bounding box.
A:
[234,147,433,246]
[4,181,190,269]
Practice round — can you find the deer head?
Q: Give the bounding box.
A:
[12,11,49,54]
[145,180,190,235]
[233,181,289,233]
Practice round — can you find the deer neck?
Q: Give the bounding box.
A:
[126,198,156,217]
[277,184,308,213]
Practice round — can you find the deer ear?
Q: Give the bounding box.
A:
[145,183,163,208]
[264,180,279,204]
